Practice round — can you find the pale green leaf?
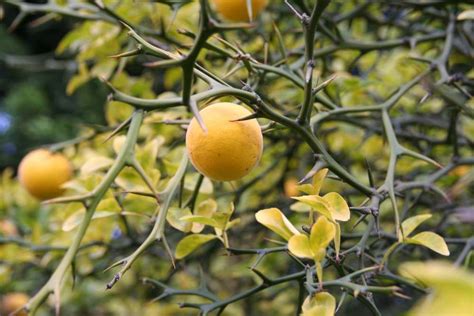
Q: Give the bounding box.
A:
[401,214,432,238]
[62,210,116,232]
[113,136,127,155]
[167,207,192,233]
[191,199,218,233]
[175,234,217,259]
[407,232,450,256]
[180,215,219,228]
[184,174,213,194]
[290,201,311,212]
[80,156,114,175]
[255,208,299,240]
[400,261,474,316]
[322,192,350,222]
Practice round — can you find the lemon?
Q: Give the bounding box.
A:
[186,102,263,181]
[1,293,29,316]
[18,149,72,200]
[211,0,267,22]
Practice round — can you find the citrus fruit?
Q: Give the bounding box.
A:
[211,0,267,22]
[18,149,72,200]
[186,102,263,181]
[1,293,28,316]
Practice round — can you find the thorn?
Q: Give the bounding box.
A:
[299,157,326,184]
[230,112,260,122]
[162,235,176,269]
[103,116,133,143]
[109,46,142,59]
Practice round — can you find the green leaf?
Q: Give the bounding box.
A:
[166,207,192,233]
[406,232,450,256]
[255,208,300,240]
[302,292,336,316]
[322,192,350,222]
[192,199,217,233]
[292,196,333,219]
[175,234,217,259]
[401,214,432,239]
[180,215,219,228]
[136,137,165,171]
[184,174,213,194]
[309,216,336,260]
[288,234,312,259]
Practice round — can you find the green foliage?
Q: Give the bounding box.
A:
[0,0,473,315]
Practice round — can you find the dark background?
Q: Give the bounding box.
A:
[0,4,107,169]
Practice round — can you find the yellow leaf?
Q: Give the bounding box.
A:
[400,261,474,316]
[255,208,300,240]
[322,192,350,222]
[401,214,432,239]
[292,196,333,220]
[407,232,450,256]
[297,184,315,195]
[301,292,336,316]
[290,201,311,212]
[312,168,329,195]
[310,216,336,260]
[288,234,313,259]
[296,169,328,196]
[175,234,217,260]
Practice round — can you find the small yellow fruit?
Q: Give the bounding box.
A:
[186,102,263,181]
[284,177,299,198]
[211,0,267,22]
[18,149,72,200]
[1,293,29,316]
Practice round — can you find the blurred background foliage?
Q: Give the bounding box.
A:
[0,6,106,169]
[0,0,473,315]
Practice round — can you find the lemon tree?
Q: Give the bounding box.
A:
[0,1,473,316]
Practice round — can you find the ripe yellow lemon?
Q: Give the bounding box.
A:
[211,0,267,22]
[18,149,72,200]
[1,293,29,316]
[186,102,263,181]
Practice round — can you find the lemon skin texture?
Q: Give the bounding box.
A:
[1,293,29,316]
[211,0,267,22]
[186,102,263,181]
[18,149,73,200]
